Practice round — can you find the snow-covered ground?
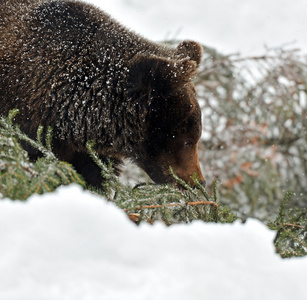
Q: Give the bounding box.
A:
[0,185,306,300]
[1,1,307,299]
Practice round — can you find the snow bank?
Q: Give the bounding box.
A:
[0,185,306,300]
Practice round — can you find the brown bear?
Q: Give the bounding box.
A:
[0,0,206,188]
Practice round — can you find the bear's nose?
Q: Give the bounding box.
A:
[200,180,206,188]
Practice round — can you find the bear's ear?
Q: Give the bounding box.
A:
[175,41,203,67]
[128,54,197,96]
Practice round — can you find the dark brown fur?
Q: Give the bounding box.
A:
[0,0,205,187]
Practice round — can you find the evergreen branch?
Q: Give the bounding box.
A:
[45,127,53,152]
[279,249,307,259]
[0,111,85,200]
[1,112,56,161]
[283,223,306,229]
[279,223,307,248]
[192,175,213,202]
[86,141,116,181]
[124,200,218,212]
[268,191,307,258]
[0,162,38,176]
[276,191,295,224]
[212,180,218,202]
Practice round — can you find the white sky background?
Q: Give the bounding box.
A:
[88,0,307,54]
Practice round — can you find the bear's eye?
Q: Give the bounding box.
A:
[184,141,193,148]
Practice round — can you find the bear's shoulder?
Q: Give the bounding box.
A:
[28,1,102,39]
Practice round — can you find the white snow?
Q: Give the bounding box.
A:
[0,184,306,300]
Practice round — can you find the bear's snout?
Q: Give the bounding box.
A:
[146,140,205,188]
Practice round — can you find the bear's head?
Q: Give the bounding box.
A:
[128,41,205,187]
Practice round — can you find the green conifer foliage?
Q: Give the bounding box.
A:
[0,110,85,200]
[268,192,307,257]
